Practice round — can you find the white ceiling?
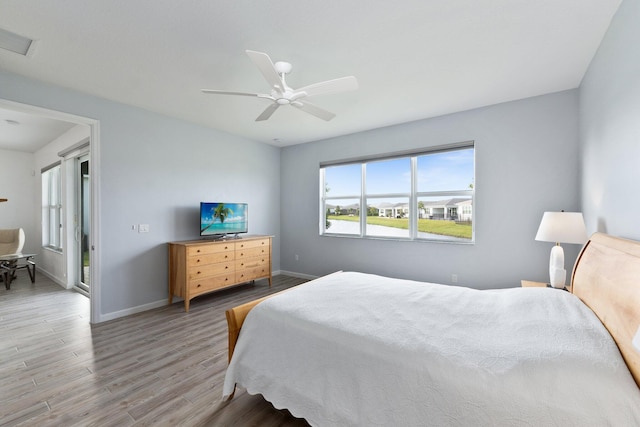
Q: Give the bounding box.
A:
[0,0,621,148]
[0,107,77,153]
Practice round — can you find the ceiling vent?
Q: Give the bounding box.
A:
[0,28,33,56]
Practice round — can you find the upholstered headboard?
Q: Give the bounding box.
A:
[571,232,640,387]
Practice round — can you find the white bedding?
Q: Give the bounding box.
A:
[223,272,640,426]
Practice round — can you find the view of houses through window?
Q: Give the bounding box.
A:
[320,143,474,242]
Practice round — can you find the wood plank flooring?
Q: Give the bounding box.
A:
[0,273,311,426]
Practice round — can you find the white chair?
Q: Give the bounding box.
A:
[0,228,25,256]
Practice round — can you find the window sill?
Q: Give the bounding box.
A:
[42,246,63,255]
[320,233,474,245]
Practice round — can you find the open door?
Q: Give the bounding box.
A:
[76,154,90,295]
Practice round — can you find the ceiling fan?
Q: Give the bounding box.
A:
[202,50,358,122]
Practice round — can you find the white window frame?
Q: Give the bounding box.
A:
[320,141,475,243]
[42,162,63,251]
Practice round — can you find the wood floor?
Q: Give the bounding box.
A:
[0,273,311,426]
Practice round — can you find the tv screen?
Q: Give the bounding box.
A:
[200,202,248,237]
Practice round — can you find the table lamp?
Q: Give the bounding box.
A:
[535,211,587,289]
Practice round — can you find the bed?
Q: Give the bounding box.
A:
[223,233,640,425]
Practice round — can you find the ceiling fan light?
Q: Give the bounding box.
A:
[274,61,292,75]
[276,98,290,105]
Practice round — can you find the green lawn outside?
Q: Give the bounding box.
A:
[327,215,472,239]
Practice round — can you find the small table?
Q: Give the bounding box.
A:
[521,280,568,291]
[0,253,36,290]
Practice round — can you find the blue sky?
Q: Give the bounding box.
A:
[324,148,474,197]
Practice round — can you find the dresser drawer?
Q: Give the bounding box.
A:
[236,246,269,259]
[187,243,234,256]
[187,251,234,267]
[236,238,270,250]
[236,265,270,283]
[189,273,235,296]
[235,255,268,270]
[188,261,234,280]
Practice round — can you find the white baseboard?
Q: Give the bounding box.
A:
[38,268,68,288]
[277,270,318,280]
[98,299,168,323]
[96,271,316,323]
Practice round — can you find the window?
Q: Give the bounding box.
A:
[42,163,63,251]
[320,142,474,242]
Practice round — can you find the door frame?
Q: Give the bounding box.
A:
[62,149,90,296]
[0,99,101,324]
[77,153,90,293]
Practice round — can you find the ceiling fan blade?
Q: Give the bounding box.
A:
[201,89,263,97]
[295,76,358,98]
[291,100,336,121]
[255,103,280,121]
[246,50,283,90]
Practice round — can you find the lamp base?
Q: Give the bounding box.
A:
[549,268,566,288]
[549,244,566,288]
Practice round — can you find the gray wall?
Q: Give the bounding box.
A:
[281,90,581,289]
[0,70,281,320]
[580,0,640,240]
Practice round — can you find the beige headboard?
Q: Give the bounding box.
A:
[571,232,640,387]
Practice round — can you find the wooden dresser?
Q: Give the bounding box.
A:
[168,235,272,312]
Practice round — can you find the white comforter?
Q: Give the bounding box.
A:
[223,272,640,426]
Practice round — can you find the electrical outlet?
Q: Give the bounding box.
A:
[138,224,149,233]
[451,274,458,283]
[131,225,137,231]
[295,254,299,261]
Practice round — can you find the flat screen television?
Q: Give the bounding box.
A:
[200,202,248,238]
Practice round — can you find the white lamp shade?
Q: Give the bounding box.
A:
[535,212,588,244]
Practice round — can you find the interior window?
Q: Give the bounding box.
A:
[42,164,63,251]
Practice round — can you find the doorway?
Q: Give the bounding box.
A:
[0,98,101,323]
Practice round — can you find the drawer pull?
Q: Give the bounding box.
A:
[197,271,201,275]
[225,265,229,269]
[224,246,228,249]
[225,255,228,259]
[197,284,201,288]
[197,249,201,253]
[196,259,201,263]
